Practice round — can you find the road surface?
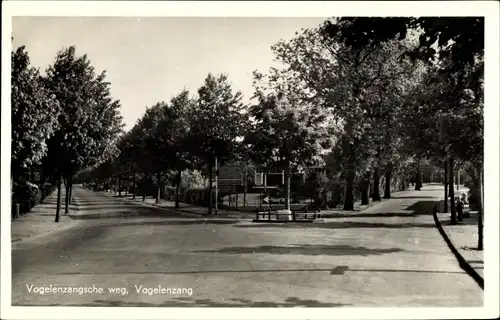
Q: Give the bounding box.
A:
[11,184,483,307]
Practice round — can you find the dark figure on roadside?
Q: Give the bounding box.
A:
[456,198,464,222]
[461,192,470,218]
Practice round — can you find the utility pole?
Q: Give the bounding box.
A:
[264,173,267,192]
[215,157,218,215]
[457,168,460,190]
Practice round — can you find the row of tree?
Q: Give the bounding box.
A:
[12,45,123,221]
[83,18,483,230]
[13,18,483,250]
[324,17,484,248]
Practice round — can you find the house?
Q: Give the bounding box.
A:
[218,161,326,191]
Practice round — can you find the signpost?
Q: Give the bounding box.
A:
[215,157,218,215]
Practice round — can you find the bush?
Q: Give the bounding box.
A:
[11,181,41,218]
[40,182,56,201]
[181,170,208,189]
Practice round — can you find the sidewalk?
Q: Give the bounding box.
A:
[11,188,80,243]
[434,186,484,285]
[97,185,422,220]
[97,191,257,219]
[319,184,419,217]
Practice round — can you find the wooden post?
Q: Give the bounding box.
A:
[215,157,218,215]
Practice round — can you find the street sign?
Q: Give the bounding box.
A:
[262,196,270,204]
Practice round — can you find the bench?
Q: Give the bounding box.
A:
[254,209,321,222]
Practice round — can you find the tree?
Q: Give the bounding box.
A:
[11,46,60,183]
[189,73,246,215]
[136,92,194,205]
[44,46,123,222]
[322,16,484,205]
[322,17,484,72]
[147,101,172,204]
[132,103,164,202]
[246,71,334,217]
[164,90,196,208]
[301,170,330,209]
[270,22,424,209]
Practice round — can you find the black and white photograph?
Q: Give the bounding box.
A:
[1,1,499,319]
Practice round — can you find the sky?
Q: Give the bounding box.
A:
[12,17,327,130]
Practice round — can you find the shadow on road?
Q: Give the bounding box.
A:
[68,206,191,220]
[58,267,340,275]
[193,244,403,256]
[392,196,438,199]
[92,219,239,228]
[321,212,427,219]
[330,265,465,275]
[404,201,440,213]
[26,296,350,307]
[236,221,437,229]
[74,200,119,204]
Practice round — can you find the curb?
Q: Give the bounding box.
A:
[117,197,214,219]
[99,191,254,219]
[432,202,484,290]
[75,191,223,220]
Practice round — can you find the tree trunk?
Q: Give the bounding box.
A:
[142,174,147,201]
[132,173,136,200]
[444,158,449,213]
[415,159,422,191]
[384,163,392,199]
[55,173,62,222]
[360,171,370,205]
[457,172,463,222]
[64,175,70,215]
[69,179,73,204]
[449,157,456,225]
[372,166,381,201]
[118,176,122,197]
[448,173,454,202]
[243,167,247,207]
[208,156,213,215]
[284,166,293,220]
[175,169,182,209]
[343,169,355,210]
[284,169,291,211]
[478,166,483,250]
[155,173,161,204]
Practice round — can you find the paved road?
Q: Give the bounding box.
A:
[11,184,483,307]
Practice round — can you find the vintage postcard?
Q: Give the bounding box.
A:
[2,1,499,320]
